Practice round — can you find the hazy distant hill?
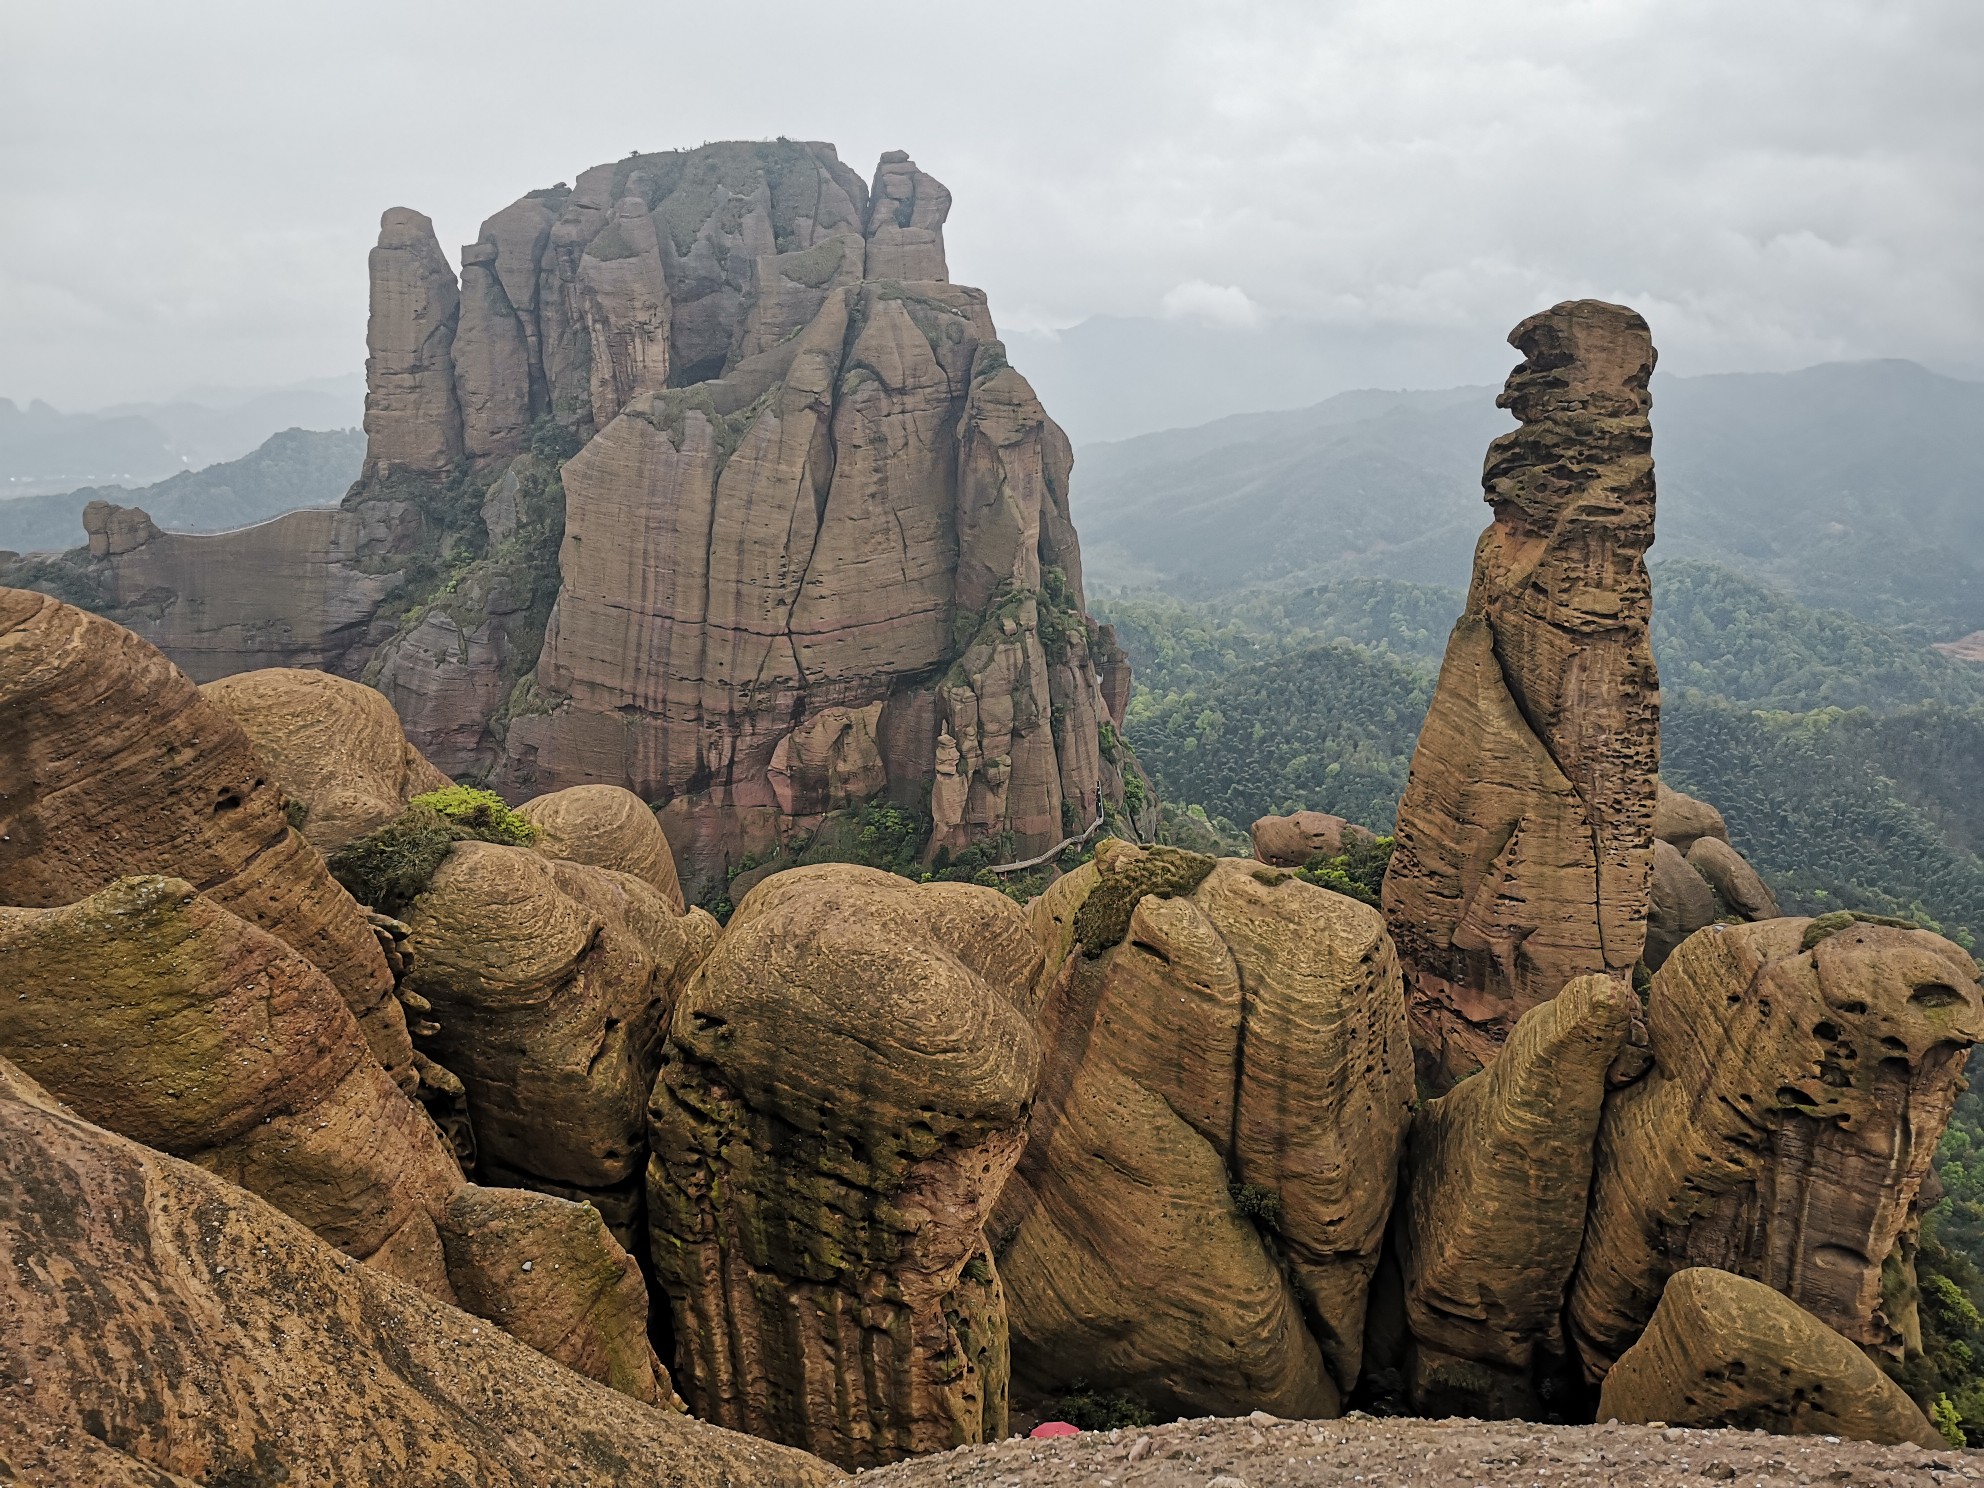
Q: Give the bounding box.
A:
[0,375,364,496]
[1074,359,1984,637]
[0,427,364,554]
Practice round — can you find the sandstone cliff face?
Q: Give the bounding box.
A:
[1568,916,1984,1378]
[14,143,1130,896]
[1382,301,1660,1089]
[994,844,1414,1418]
[646,865,1038,1467]
[0,1056,839,1486]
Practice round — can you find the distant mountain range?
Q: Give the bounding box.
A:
[0,427,365,555]
[1071,359,1984,638]
[0,375,363,496]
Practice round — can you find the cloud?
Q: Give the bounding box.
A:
[1160,281,1264,329]
[0,0,1977,407]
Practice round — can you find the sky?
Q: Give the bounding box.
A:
[3,0,1980,431]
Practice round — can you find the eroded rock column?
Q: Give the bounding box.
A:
[1381,300,1661,1088]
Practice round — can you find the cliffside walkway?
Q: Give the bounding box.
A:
[988,811,1104,875]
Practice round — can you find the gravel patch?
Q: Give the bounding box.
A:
[866,1414,1979,1487]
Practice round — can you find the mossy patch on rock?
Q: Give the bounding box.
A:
[1071,843,1216,956]
[328,789,539,915]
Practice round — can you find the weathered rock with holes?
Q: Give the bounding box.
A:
[1400,973,1631,1416]
[0,588,416,1088]
[1569,917,1984,1378]
[647,864,1039,1468]
[994,842,1414,1419]
[0,1056,841,1486]
[1382,302,1660,1090]
[7,143,1132,899]
[200,667,452,852]
[1598,1268,1943,1446]
[405,841,718,1244]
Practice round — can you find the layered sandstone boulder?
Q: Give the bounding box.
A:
[0,588,417,1088]
[0,1057,840,1486]
[0,875,462,1295]
[1382,302,1660,1088]
[517,781,686,910]
[404,841,718,1243]
[1598,1268,1943,1447]
[1399,974,1631,1416]
[994,843,1415,1418]
[201,667,452,851]
[647,865,1039,1467]
[1569,916,1984,1377]
[10,143,1131,895]
[0,874,673,1402]
[1250,810,1368,868]
[1643,779,1780,969]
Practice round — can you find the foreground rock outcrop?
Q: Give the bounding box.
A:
[1599,1268,1942,1446]
[994,844,1414,1420]
[1398,973,1630,1416]
[201,666,452,851]
[1382,302,1660,1088]
[8,142,1135,896]
[647,865,1039,1467]
[405,840,718,1243]
[1569,915,1984,1376]
[0,588,418,1090]
[0,1056,837,1486]
[0,873,676,1404]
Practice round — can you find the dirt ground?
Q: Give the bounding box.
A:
[867,1413,1980,1487]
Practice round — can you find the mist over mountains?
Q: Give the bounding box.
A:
[0,375,362,496]
[1073,357,1984,639]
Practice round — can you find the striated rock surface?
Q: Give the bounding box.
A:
[0,875,462,1296]
[994,843,1414,1418]
[0,588,416,1087]
[0,1056,841,1486]
[7,142,1132,896]
[1399,973,1631,1416]
[1598,1268,1943,1447]
[1569,917,1984,1377]
[405,841,717,1241]
[201,666,452,851]
[519,781,686,910]
[1382,302,1660,1090]
[646,864,1039,1468]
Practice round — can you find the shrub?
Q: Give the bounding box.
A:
[408,785,538,845]
[1296,835,1395,908]
[1046,1383,1155,1432]
[1229,1181,1283,1233]
[325,805,460,917]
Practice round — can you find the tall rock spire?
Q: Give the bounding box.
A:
[363,208,464,476]
[1381,299,1661,1089]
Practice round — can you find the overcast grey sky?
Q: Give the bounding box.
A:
[3,0,1979,413]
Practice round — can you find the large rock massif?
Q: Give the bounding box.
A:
[1382,301,1661,1089]
[4,291,1980,1480]
[5,142,1134,899]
